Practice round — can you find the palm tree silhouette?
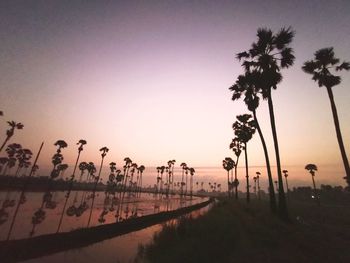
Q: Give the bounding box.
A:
[223,157,235,197]
[0,121,24,152]
[189,167,195,197]
[230,71,277,212]
[256,172,261,200]
[229,138,243,199]
[232,114,256,203]
[305,164,319,205]
[57,139,87,233]
[137,165,145,196]
[87,146,109,227]
[282,169,290,199]
[180,163,187,196]
[303,48,350,187]
[236,27,295,218]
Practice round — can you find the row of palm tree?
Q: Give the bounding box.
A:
[229,27,349,220]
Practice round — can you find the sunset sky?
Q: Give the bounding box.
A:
[0,0,349,185]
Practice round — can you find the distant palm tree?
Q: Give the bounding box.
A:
[253,176,257,197]
[236,27,295,219]
[222,157,235,197]
[282,170,290,199]
[87,146,109,227]
[0,121,24,152]
[180,163,187,196]
[232,114,256,203]
[229,138,243,199]
[14,148,33,177]
[303,48,350,187]
[137,165,145,195]
[2,143,22,176]
[230,71,277,212]
[256,171,261,200]
[305,164,319,205]
[189,167,195,197]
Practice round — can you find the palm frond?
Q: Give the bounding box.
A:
[336,61,350,71]
[273,27,295,49]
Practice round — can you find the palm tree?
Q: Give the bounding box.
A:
[14,148,33,177]
[302,48,350,187]
[230,71,277,212]
[236,27,295,218]
[2,143,22,176]
[223,157,235,197]
[57,139,87,233]
[0,121,24,152]
[87,146,109,227]
[282,169,290,197]
[256,171,261,200]
[180,163,187,196]
[253,176,257,197]
[229,138,243,199]
[305,164,319,205]
[232,114,256,203]
[189,167,195,197]
[137,165,145,196]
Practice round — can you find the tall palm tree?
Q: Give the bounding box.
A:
[236,27,295,218]
[137,165,145,196]
[57,139,87,233]
[232,114,256,203]
[302,48,350,187]
[230,71,277,212]
[305,164,319,205]
[229,138,243,199]
[87,146,109,227]
[0,121,24,152]
[223,157,235,197]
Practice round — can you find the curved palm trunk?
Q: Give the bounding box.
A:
[253,110,277,213]
[267,91,288,219]
[0,137,10,153]
[234,156,239,200]
[327,87,350,186]
[244,143,250,203]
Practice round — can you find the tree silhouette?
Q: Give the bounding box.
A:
[180,163,187,196]
[229,137,243,199]
[0,121,24,152]
[302,48,350,188]
[223,157,235,197]
[305,164,319,205]
[256,171,261,200]
[237,27,295,218]
[188,167,195,197]
[230,71,277,212]
[232,114,256,203]
[282,169,290,199]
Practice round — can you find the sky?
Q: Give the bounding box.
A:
[0,0,349,185]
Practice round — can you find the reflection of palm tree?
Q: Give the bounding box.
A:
[237,27,295,219]
[230,71,276,212]
[57,139,86,233]
[303,48,350,187]
[87,147,109,227]
[0,121,24,152]
[305,164,319,205]
[232,114,256,203]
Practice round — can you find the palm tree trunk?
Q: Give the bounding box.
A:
[0,137,9,153]
[227,170,230,197]
[327,87,350,187]
[253,110,277,213]
[267,91,288,219]
[234,156,239,200]
[244,143,250,203]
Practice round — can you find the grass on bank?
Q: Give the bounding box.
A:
[136,198,350,263]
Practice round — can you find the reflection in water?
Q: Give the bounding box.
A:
[21,202,211,263]
[0,190,205,241]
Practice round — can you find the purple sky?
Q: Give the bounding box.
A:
[0,0,349,184]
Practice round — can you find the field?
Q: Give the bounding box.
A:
[137,198,350,263]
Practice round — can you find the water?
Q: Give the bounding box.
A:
[0,190,205,241]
